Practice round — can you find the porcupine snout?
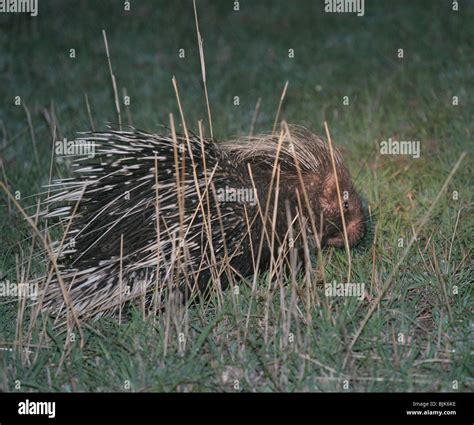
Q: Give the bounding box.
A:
[325,215,366,248]
[316,166,366,249]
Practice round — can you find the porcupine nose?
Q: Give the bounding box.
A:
[326,219,366,248]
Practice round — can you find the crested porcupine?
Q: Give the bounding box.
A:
[40,125,366,320]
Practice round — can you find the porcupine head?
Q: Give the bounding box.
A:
[305,159,366,248]
[284,127,365,250]
[225,126,366,251]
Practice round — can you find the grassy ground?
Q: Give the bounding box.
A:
[0,0,473,392]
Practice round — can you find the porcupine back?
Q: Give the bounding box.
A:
[42,128,254,319]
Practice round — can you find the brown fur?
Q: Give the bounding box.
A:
[221,125,366,251]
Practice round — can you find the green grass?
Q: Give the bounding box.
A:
[0,0,473,392]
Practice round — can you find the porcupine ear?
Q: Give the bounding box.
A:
[320,171,340,213]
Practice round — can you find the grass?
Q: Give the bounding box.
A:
[0,0,473,392]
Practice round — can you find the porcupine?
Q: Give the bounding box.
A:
[41,125,366,319]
